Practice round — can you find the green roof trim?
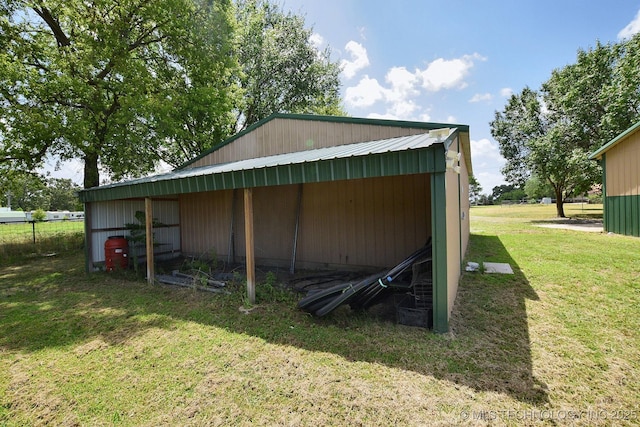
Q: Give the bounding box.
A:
[78,131,454,203]
[178,113,470,170]
[590,120,640,160]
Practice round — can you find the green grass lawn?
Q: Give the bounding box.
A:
[0,220,84,264]
[0,204,638,426]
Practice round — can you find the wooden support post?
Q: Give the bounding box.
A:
[145,197,155,284]
[243,188,256,304]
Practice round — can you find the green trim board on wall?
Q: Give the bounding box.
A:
[431,170,449,333]
[605,194,640,237]
[79,133,450,203]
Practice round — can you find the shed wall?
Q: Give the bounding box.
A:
[605,131,640,197]
[188,118,434,169]
[295,174,431,268]
[442,135,469,320]
[459,139,471,256]
[179,190,234,259]
[87,199,180,266]
[179,174,431,269]
[445,168,461,318]
[603,131,640,237]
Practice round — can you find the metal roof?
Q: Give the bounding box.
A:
[179,112,470,170]
[78,129,456,203]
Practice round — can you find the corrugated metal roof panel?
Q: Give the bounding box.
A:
[78,130,453,203]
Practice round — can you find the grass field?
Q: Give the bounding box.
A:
[0,204,638,426]
[0,220,84,264]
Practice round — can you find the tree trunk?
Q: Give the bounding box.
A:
[83,151,100,189]
[554,188,565,218]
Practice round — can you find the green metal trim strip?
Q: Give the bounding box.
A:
[604,194,640,237]
[431,170,449,333]
[179,113,470,170]
[602,154,607,232]
[83,203,92,274]
[79,147,445,203]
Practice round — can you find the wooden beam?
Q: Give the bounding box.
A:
[243,188,256,304]
[145,197,154,284]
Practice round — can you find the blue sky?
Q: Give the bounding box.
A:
[44,1,640,192]
[282,0,640,193]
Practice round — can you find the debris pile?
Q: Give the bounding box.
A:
[156,270,230,294]
[297,239,432,317]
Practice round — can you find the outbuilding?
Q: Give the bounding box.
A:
[78,114,472,332]
[590,120,640,237]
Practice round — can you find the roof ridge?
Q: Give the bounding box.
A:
[177,113,468,170]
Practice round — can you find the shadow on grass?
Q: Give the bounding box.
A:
[448,234,548,404]
[0,238,548,405]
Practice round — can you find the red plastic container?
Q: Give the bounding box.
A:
[105,236,129,271]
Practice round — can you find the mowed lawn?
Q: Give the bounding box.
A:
[0,204,638,426]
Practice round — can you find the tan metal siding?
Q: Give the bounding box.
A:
[237,185,300,264]
[296,174,430,269]
[188,118,431,168]
[179,175,431,269]
[445,167,461,318]
[459,138,471,256]
[606,131,640,197]
[179,190,234,258]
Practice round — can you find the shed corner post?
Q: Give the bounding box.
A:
[431,171,449,333]
[601,153,607,232]
[243,188,256,304]
[145,197,155,284]
[83,202,92,274]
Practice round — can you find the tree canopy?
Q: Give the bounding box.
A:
[490,34,640,217]
[233,0,345,131]
[0,0,345,189]
[0,171,81,211]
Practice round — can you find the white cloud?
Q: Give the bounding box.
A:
[469,138,506,192]
[387,99,419,118]
[471,138,503,163]
[385,66,420,102]
[469,93,492,103]
[367,112,401,120]
[309,33,325,50]
[618,9,640,39]
[475,171,507,194]
[344,75,387,107]
[418,53,486,92]
[344,52,485,122]
[500,87,513,98]
[340,41,370,79]
[418,111,432,122]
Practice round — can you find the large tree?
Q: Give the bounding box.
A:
[491,34,640,217]
[491,88,599,217]
[1,0,345,188]
[0,0,238,188]
[233,0,345,131]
